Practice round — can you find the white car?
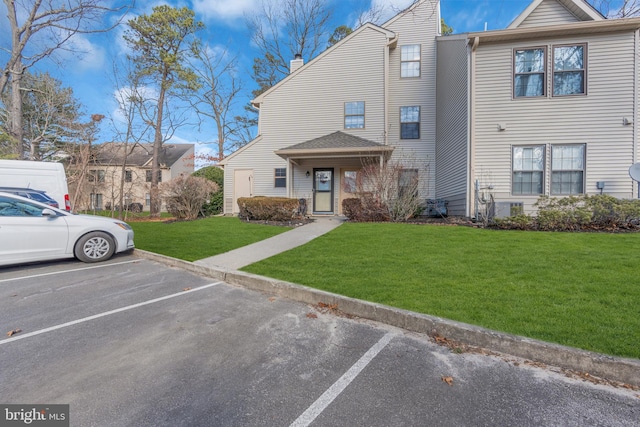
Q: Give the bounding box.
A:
[0,192,134,266]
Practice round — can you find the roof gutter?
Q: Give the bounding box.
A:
[468,17,640,44]
[275,146,395,156]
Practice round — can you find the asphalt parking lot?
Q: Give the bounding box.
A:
[1,255,639,426]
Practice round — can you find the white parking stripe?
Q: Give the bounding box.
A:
[0,259,141,284]
[289,332,394,427]
[0,281,223,345]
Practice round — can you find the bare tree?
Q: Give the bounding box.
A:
[189,45,252,161]
[346,157,423,222]
[1,0,133,159]
[65,113,104,212]
[104,59,154,220]
[246,0,333,96]
[590,0,640,17]
[353,0,386,26]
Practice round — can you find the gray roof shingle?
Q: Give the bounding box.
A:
[93,143,193,167]
[283,131,386,151]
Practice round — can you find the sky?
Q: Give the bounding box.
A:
[0,0,599,165]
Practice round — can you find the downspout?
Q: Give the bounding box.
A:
[384,35,398,146]
[468,36,480,217]
[635,30,639,198]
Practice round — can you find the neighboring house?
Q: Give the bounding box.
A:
[438,0,640,217]
[222,0,640,218]
[82,142,194,212]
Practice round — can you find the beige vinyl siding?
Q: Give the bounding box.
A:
[222,27,391,213]
[258,28,389,144]
[517,0,581,28]
[385,0,439,201]
[473,31,637,212]
[436,35,469,215]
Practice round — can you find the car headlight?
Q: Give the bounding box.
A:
[115,222,132,230]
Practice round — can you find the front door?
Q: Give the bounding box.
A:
[234,169,253,213]
[313,168,334,214]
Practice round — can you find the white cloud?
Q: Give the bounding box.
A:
[111,85,159,123]
[67,35,106,71]
[193,0,261,21]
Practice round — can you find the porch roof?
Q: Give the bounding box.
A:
[274,131,394,159]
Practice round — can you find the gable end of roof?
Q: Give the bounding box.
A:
[508,0,604,29]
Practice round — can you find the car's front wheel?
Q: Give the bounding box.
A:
[74,232,116,263]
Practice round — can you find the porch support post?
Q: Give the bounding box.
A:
[287,157,292,198]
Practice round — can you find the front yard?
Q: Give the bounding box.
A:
[132,218,639,359]
[130,217,291,261]
[243,223,639,359]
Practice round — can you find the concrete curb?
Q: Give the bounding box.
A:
[134,249,640,387]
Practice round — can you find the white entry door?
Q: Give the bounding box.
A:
[234,169,253,213]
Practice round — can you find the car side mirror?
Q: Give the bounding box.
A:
[42,208,57,217]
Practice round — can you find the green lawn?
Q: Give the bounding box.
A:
[130,217,291,261]
[242,223,640,359]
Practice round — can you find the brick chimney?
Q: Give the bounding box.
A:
[290,53,304,73]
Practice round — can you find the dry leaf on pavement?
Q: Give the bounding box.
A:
[442,376,454,386]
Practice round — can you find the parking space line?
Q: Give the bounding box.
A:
[289,332,394,427]
[0,281,223,345]
[0,259,141,284]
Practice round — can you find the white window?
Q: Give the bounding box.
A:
[553,44,586,96]
[398,169,418,199]
[344,102,364,129]
[401,45,421,78]
[551,144,585,194]
[274,168,286,188]
[512,146,544,195]
[400,106,420,139]
[146,170,162,182]
[514,47,545,97]
[90,193,103,210]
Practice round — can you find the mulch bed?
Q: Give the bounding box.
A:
[240,217,316,227]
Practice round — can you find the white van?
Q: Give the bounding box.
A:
[0,160,70,211]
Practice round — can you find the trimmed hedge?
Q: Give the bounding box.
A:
[238,196,301,221]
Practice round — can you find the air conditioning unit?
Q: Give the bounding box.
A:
[493,201,523,218]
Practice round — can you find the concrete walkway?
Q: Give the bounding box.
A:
[194,216,345,270]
